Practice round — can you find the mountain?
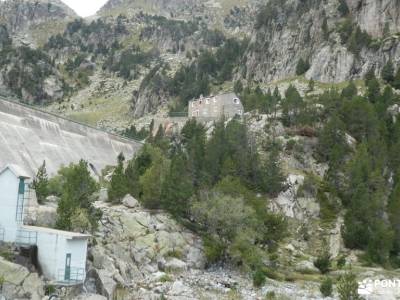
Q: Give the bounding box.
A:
[0,0,77,45]
[243,0,400,83]
[0,0,399,122]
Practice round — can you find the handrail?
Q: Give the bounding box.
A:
[0,227,4,242]
[0,94,144,145]
[16,229,38,246]
[57,267,85,284]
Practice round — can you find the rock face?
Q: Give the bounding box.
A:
[0,0,76,36]
[0,257,44,300]
[348,0,400,37]
[244,0,400,84]
[86,201,206,299]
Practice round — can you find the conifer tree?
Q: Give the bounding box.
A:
[337,0,350,17]
[33,161,49,205]
[382,60,395,83]
[296,58,310,76]
[108,152,129,203]
[263,146,285,197]
[56,160,100,231]
[162,152,193,217]
[392,68,400,90]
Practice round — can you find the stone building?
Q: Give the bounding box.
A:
[188,93,244,120]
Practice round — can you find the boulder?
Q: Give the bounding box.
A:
[165,258,187,272]
[294,260,319,274]
[0,258,30,285]
[169,280,194,298]
[21,273,44,300]
[122,194,139,208]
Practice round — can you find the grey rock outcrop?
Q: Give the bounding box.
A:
[0,0,76,37]
[0,257,44,300]
[244,0,400,84]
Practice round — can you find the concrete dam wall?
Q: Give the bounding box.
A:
[0,99,143,177]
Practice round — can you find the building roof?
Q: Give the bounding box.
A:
[190,92,241,105]
[0,164,31,179]
[21,225,91,240]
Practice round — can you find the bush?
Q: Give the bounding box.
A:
[337,255,346,269]
[252,268,266,287]
[32,161,49,204]
[296,58,310,75]
[314,252,332,274]
[203,236,225,265]
[338,272,362,300]
[320,277,333,297]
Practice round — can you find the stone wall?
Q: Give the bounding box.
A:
[0,98,143,176]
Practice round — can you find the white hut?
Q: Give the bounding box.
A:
[0,164,90,285]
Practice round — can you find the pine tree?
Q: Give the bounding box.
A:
[263,146,285,196]
[322,18,329,40]
[392,68,400,90]
[108,152,129,203]
[366,76,381,103]
[162,153,193,217]
[296,58,310,76]
[56,160,100,231]
[338,0,350,17]
[341,80,357,99]
[382,60,395,83]
[32,161,49,205]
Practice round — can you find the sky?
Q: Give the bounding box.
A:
[61,0,109,17]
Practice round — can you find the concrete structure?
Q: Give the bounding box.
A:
[20,226,89,284]
[0,165,89,285]
[0,164,30,243]
[188,93,244,120]
[0,98,143,177]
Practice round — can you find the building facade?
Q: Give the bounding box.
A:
[188,93,244,120]
[0,165,89,285]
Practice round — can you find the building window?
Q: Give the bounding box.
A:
[199,100,202,105]
[233,98,239,104]
[206,98,210,104]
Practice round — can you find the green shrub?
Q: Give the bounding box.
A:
[166,250,183,259]
[253,268,266,287]
[265,291,276,300]
[203,236,225,265]
[0,249,14,261]
[314,252,332,274]
[0,275,4,289]
[337,255,346,269]
[338,272,362,300]
[296,58,310,75]
[320,277,333,297]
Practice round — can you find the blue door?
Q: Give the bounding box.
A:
[65,253,71,281]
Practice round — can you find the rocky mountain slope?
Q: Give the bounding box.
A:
[244,0,400,83]
[0,0,76,45]
[0,0,399,124]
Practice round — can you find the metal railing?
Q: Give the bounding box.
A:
[56,268,85,286]
[0,227,4,242]
[15,229,37,247]
[168,111,188,117]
